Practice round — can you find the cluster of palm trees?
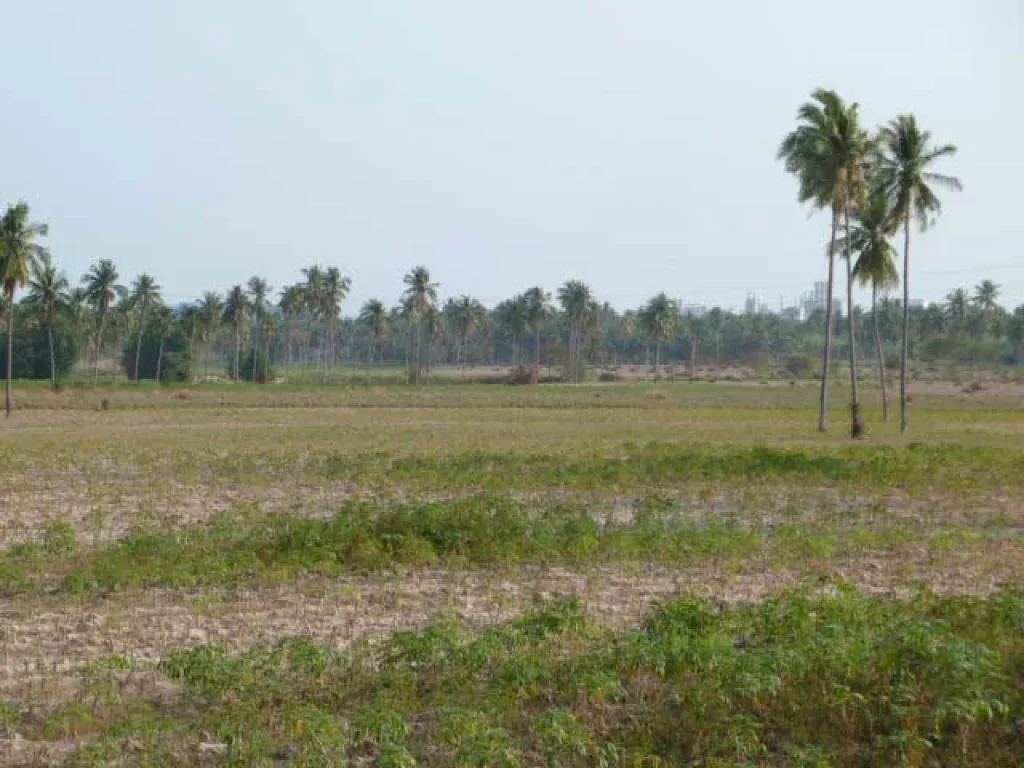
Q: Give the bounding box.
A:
[779,89,961,435]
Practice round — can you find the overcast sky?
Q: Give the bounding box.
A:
[2,1,1021,312]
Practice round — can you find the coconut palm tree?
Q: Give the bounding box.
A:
[639,292,679,381]
[778,89,871,436]
[402,266,439,384]
[246,277,271,381]
[26,255,70,390]
[358,299,388,366]
[321,267,351,379]
[524,287,551,366]
[278,284,304,375]
[300,266,325,373]
[149,304,175,382]
[222,285,250,381]
[82,259,123,384]
[874,114,960,433]
[557,280,593,384]
[844,191,900,420]
[499,294,529,367]
[197,292,223,377]
[444,296,484,377]
[128,273,161,380]
[944,288,969,335]
[0,202,49,415]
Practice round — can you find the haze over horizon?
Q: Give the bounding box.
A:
[2,1,1021,313]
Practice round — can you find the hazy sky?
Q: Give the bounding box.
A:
[2,1,1021,312]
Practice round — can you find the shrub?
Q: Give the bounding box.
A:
[231,348,275,383]
[784,354,814,378]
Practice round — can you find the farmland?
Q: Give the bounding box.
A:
[1,379,1023,766]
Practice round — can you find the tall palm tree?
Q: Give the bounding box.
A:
[402,266,439,384]
[0,202,49,415]
[779,89,871,436]
[82,259,123,384]
[499,294,529,367]
[972,280,1000,335]
[129,273,161,380]
[300,266,325,373]
[246,277,270,381]
[222,285,250,381]
[523,287,551,366]
[26,255,70,390]
[944,288,969,335]
[358,299,388,366]
[445,296,485,377]
[639,292,679,381]
[149,305,175,382]
[321,267,351,379]
[278,285,304,375]
[844,191,900,420]
[557,280,593,384]
[197,292,223,377]
[875,114,960,433]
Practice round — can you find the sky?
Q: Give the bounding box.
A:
[2,1,1022,313]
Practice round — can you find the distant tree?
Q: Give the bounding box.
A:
[197,291,223,376]
[1008,306,1024,361]
[26,254,70,390]
[358,299,388,366]
[945,288,969,335]
[445,296,485,377]
[128,273,161,380]
[779,89,870,436]
[875,114,960,432]
[321,267,351,379]
[498,294,529,367]
[402,266,439,384]
[222,285,250,381]
[278,284,304,373]
[82,259,123,384]
[0,202,48,415]
[557,280,593,384]
[523,287,551,366]
[246,276,271,381]
[639,292,680,380]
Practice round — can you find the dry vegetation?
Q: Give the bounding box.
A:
[0,379,1022,765]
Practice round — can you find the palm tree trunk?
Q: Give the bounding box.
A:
[819,209,839,432]
[690,336,698,375]
[48,324,57,391]
[844,207,863,438]
[872,283,888,421]
[235,328,241,381]
[156,337,164,382]
[535,326,541,367]
[134,304,146,380]
[655,341,661,381]
[94,312,108,385]
[900,210,911,433]
[6,296,14,417]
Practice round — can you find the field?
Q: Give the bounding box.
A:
[1,379,1023,766]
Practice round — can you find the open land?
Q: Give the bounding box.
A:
[0,378,1023,766]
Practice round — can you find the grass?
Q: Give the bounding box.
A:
[0,379,1021,765]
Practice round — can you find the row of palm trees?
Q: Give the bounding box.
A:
[779,89,961,436]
